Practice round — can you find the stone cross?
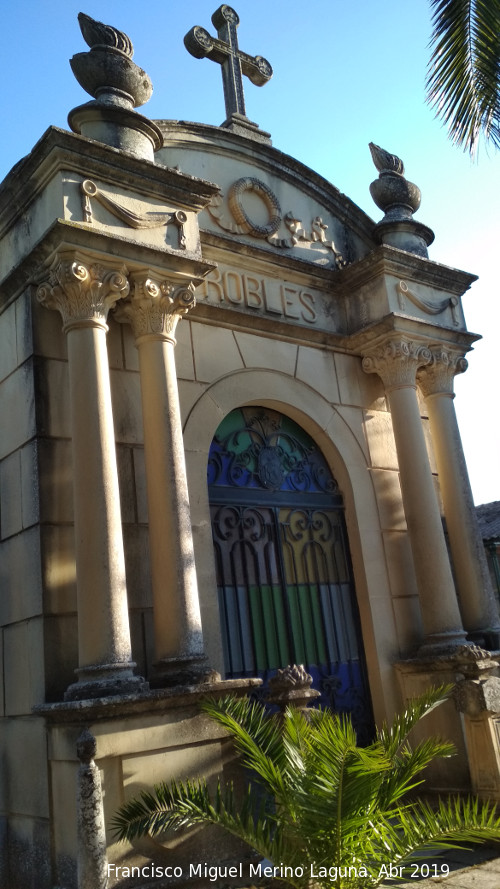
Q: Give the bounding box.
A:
[184,5,272,122]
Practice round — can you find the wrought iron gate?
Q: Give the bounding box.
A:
[208,407,373,739]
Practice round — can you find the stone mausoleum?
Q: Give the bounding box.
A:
[1,8,500,889]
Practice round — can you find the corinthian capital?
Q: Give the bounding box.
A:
[119,272,196,342]
[36,251,129,331]
[417,348,468,398]
[361,338,432,389]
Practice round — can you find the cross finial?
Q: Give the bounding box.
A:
[184,5,272,128]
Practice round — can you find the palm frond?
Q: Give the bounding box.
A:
[427,0,500,153]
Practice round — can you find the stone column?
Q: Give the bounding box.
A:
[417,349,500,646]
[120,272,211,686]
[362,338,468,655]
[37,252,145,700]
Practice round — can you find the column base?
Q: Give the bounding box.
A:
[416,629,471,658]
[64,662,149,701]
[149,655,220,689]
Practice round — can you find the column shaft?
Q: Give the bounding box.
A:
[363,339,468,654]
[67,326,135,672]
[419,353,500,643]
[387,385,467,644]
[138,336,204,666]
[121,274,212,686]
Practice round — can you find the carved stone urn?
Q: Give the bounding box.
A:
[68,13,163,160]
[368,142,434,257]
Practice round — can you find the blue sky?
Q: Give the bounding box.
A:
[2,1,499,504]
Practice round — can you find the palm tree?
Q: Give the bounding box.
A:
[427,0,500,154]
[113,687,500,889]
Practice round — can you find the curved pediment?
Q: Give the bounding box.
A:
[155,121,377,270]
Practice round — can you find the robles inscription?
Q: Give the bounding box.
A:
[197,264,341,332]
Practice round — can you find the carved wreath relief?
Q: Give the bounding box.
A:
[208,176,347,268]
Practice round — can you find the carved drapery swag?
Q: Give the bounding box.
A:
[362,338,432,389]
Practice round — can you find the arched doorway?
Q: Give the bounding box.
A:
[208,406,373,738]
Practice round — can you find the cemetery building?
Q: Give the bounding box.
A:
[1,8,500,888]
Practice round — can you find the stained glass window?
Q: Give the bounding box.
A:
[208,407,373,738]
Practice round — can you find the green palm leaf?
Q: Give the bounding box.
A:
[113,687,500,889]
[427,0,500,153]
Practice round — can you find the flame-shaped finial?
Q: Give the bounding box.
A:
[369,142,405,176]
[77,12,134,58]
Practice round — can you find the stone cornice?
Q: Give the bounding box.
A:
[348,313,481,356]
[0,126,220,238]
[336,243,478,298]
[34,677,262,726]
[200,229,343,285]
[0,220,216,307]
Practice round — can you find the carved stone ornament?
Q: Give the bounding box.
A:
[76,729,108,889]
[118,275,196,341]
[268,664,314,691]
[36,252,129,332]
[81,179,187,249]
[369,142,420,217]
[70,12,153,109]
[396,281,461,327]
[184,5,272,122]
[362,338,432,389]
[207,178,346,268]
[417,348,468,398]
[267,664,320,712]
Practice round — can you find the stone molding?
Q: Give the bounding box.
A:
[417,347,468,398]
[118,273,197,342]
[361,337,432,389]
[36,251,129,332]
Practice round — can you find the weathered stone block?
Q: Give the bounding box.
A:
[0,301,17,382]
[175,317,195,380]
[110,368,143,443]
[192,321,244,381]
[0,360,35,459]
[235,329,298,374]
[382,530,419,598]
[40,524,76,614]
[296,344,339,403]
[0,449,22,538]
[365,408,399,470]
[4,619,45,714]
[43,613,78,701]
[38,438,73,524]
[0,526,42,624]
